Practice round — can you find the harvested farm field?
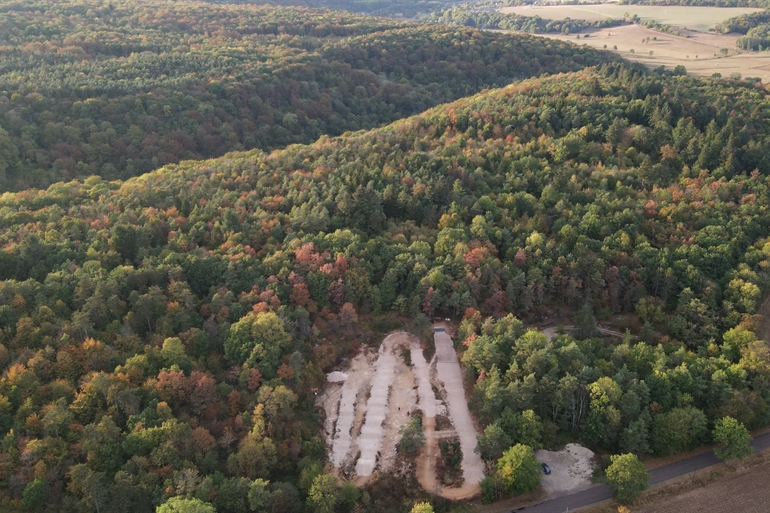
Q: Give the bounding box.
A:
[537,24,770,82]
[640,461,770,512]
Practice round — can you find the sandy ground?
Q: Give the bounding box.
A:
[378,346,417,474]
[355,333,402,476]
[413,337,442,496]
[502,5,761,32]
[319,350,377,471]
[537,24,770,81]
[434,329,485,497]
[321,328,485,499]
[535,444,596,497]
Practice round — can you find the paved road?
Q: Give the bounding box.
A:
[515,432,770,513]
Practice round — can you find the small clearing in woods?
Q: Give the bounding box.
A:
[535,444,596,497]
[318,327,484,498]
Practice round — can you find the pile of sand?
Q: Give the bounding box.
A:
[327,371,348,383]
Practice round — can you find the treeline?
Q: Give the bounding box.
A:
[427,5,624,34]
[0,0,620,192]
[640,18,688,37]
[714,9,770,50]
[1,61,770,511]
[737,23,770,48]
[715,9,770,33]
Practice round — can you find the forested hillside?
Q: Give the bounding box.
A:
[1,61,770,511]
[255,0,463,18]
[0,0,619,192]
[428,5,624,34]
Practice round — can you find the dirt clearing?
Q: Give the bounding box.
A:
[320,328,484,499]
[434,329,485,497]
[355,336,399,476]
[535,444,596,497]
[320,350,377,470]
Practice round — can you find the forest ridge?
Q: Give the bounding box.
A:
[0,0,617,192]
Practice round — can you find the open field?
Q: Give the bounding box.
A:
[502,5,761,32]
[641,463,770,513]
[536,24,770,81]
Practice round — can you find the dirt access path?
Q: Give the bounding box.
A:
[430,328,485,498]
[320,328,484,499]
[542,325,625,341]
[355,334,400,476]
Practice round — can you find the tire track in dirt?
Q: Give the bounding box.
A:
[411,338,440,494]
[432,328,485,499]
[323,351,376,471]
[331,383,358,467]
[355,333,399,476]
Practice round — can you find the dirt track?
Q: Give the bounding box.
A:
[542,325,625,341]
[433,329,485,498]
[355,335,399,476]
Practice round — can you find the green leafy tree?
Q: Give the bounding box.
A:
[22,478,49,512]
[514,410,542,449]
[410,502,435,513]
[399,416,425,454]
[156,497,216,513]
[247,479,271,511]
[573,304,596,340]
[605,453,648,505]
[651,406,708,456]
[476,421,512,461]
[307,474,339,513]
[713,416,753,462]
[225,311,292,378]
[496,444,541,495]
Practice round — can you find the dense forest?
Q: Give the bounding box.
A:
[258,0,464,18]
[715,9,770,50]
[715,9,770,33]
[1,58,770,511]
[0,0,619,192]
[427,5,624,34]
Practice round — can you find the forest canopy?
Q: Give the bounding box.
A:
[0,0,618,192]
[1,60,770,510]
